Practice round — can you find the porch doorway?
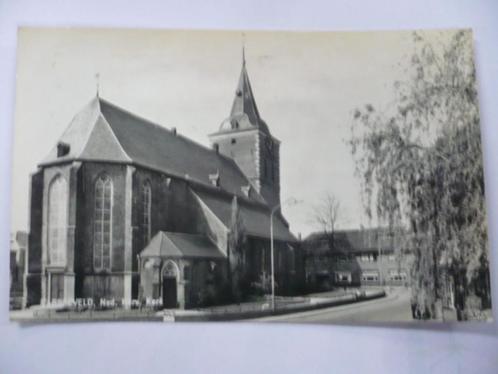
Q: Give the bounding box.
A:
[162,277,177,308]
[162,261,179,309]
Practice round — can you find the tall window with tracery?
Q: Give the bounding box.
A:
[47,176,68,265]
[142,181,152,246]
[94,175,113,271]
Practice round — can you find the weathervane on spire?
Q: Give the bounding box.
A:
[242,32,246,66]
[95,72,100,97]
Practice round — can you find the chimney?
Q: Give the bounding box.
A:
[213,143,219,153]
[171,127,177,135]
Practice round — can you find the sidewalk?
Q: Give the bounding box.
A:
[10,288,386,323]
[169,288,386,322]
[10,306,164,323]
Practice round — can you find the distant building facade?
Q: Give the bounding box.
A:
[25,56,304,309]
[10,231,28,309]
[304,228,413,290]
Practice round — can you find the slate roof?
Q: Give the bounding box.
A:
[192,187,296,242]
[140,231,225,259]
[40,97,266,202]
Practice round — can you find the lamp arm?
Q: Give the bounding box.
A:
[271,203,282,217]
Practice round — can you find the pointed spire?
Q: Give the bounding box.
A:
[230,49,261,126]
[214,43,270,135]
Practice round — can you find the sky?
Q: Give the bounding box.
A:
[11,28,447,237]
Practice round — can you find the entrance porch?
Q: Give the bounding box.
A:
[139,231,226,309]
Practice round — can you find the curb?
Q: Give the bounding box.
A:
[168,290,386,322]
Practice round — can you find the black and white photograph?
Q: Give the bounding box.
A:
[9,27,492,323]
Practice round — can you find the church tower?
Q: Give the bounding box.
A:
[209,51,280,209]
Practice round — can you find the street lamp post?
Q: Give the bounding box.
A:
[270,205,278,312]
[270,197,301,312]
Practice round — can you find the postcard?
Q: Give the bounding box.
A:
[9,28,492,323]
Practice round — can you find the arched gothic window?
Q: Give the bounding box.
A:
[47,176,68,265]
[142,181,152,246]
[94,175,113,271]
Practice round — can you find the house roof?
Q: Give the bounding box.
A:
[305,228,401,254]
[192,187,297,242]
[140,231,225,259]
[40,97,266,202]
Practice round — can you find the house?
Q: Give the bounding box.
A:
[304,228,413,290]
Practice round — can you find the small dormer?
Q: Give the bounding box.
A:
[209,170,220,187]
[241,184,252,198]
[57,142,70,157]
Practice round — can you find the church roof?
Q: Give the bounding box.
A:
[140,231,225,259]
[192,188,297,242]
[40,97,266,202]
[216,57,270,135]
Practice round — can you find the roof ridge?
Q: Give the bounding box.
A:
[162,231,207,238]
[191,183,268,210]
[98,97,168,130]
[99,97,222,158]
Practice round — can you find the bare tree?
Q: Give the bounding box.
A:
[311,193,341,251]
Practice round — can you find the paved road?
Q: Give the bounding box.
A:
[256,288,415,324]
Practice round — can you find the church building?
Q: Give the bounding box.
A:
[25,55,304,309]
